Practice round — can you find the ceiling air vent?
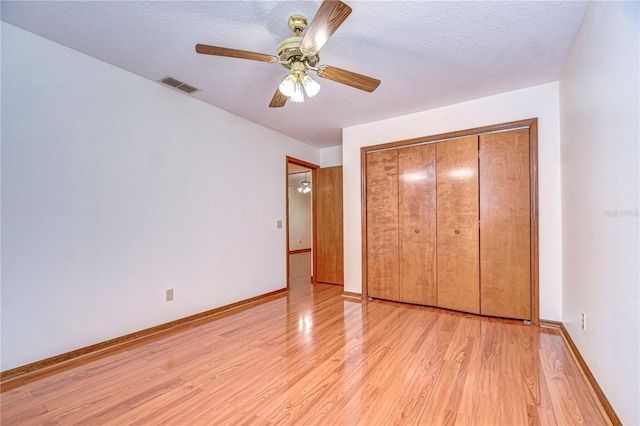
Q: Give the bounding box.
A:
[158,76,200,95]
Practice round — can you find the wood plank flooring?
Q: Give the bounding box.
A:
[1,282,608,425]
[289,252,312,289]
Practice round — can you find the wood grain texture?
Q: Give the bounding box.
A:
[436,136,480,314]
[341,291,362,299]
[398,144,437,305]
[269,88,287,108]
[300,0,352,54]
[366,150,400,301]
[480,128,531,319]
[315,166,344,285]
[529,119,540,325]
[558,323,622,425]
[360,147,369,299]
[317,66,381,92]
[288,248,311,255]
[359,118,537,153]
[0,288,288,389]
[195,44,276,63]
[0,284,611,425]
[289,252,311,289]
[359,118,540,324]
[437,228,480,314]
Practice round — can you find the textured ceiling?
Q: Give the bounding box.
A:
[1,1,588,148]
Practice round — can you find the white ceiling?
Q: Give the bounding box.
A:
[1,1,588,148]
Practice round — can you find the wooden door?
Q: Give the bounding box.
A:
[316,166,344,285]
[366,150,400,301]
[436,136,480,314]
[398,144,437,305]
[480,129,531,319]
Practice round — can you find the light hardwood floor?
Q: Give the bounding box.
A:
[1,281,608,425]
[289,251,312,289]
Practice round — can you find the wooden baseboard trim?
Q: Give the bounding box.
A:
[0,288,288,391]
[539,319,562,329]
[342,291,362,299]
[289,248,311,254]
[547,320,621,425]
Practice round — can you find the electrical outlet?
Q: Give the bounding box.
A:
[166,289,174,302]
[581,312,587,330]
[277,220,283,229]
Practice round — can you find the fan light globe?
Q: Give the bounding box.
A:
[279,75,297,97]
[297,172,312,193]
[290,81,305,103]
[301,75,321,97]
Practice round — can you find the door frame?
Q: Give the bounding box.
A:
[360,118,539,324]
[286,156,319,289]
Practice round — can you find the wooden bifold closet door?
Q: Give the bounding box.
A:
[366,145,437,304]
[366,149,400,301]
[365,126,533,321]
[479,129,531,319]
[399,145,437,305]
[436,136,479,314]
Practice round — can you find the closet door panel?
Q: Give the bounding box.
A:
[398,144,437,305]
[436,136,480,314]
[437,227,480,313]
[437,137,480,230]
[480,129,531,319]
[366,150,400,301]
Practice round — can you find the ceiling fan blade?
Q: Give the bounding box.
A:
[316,66,381,92]
[269,89,288,108]
[300,0,352,55]
[195,44,277,63]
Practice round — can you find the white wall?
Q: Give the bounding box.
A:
[559,2,639,424]
[1,23,319,371]
[319,145,343,168]
[343,82,562,320]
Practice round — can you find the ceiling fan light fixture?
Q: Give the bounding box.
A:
[290,81,305,103]
[195,0,380,109]
[301,74,321,97]
[279,74,297,97]
[298,172,312,193]
[298,182,311,193]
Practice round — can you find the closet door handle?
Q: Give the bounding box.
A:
[454,229,460,234]
[414,229,420,234]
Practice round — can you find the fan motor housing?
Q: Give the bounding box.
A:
[277,37,319,69]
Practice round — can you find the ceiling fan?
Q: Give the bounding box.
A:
[195,0,381,108]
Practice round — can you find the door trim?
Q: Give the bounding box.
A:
[361,118,539,324]
[286,156,319,289]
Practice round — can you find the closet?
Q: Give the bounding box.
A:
[364,122,535,321]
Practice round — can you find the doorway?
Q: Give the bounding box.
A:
[286,157,318,289]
